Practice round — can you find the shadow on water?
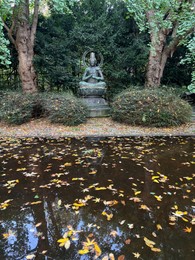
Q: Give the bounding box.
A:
[0,136,194,260]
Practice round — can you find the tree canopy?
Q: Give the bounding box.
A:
[0,0,194,93]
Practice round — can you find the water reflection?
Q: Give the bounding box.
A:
[0,137,194,259]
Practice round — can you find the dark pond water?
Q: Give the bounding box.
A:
[0,136,194,260]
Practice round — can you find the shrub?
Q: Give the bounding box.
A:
[111,88,192,127]
[42,92,89,126]
[0,92,40,125]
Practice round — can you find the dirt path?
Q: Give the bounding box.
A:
[0,118,195,138]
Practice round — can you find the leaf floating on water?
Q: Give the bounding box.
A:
[35,222,42,227]
[125,238,131,244]
[57,237,70,247]
[102,255,109,260]
[102,211,113,221]
[144,237,155,248]
[26,254,36,260]
[127,223,134,229]
[3,230,15,239]
[0,199,13,210]
[156,224,162,230]
[151,247,161,252]
[110,230,118,237]
[94,242,102,257]
[79,237,101,258]
[140,204,151,211]
[109,253,115,260]
[134,191,141,196]
[183,226,192,233]
[144,237,161,252]
[78,248,89,255]
[64,162,72,166]
[132,252,140,258]
[103,200,118,207]
[16,168,27,172]
[154,195,162,201]
[95,187,107,191]
[118,255,125,260]
[31,201,42,205]
[64,239,71,249]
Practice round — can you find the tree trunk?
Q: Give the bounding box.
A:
[2,0,39,93]
[145,26,168,88]
[16,22,37,93]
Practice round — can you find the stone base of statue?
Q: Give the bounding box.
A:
[78,86,110,117]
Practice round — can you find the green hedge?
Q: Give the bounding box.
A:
[0,91,89,126]
[0,92,40,125]
[42,92,89,126]
[111,88,192,127]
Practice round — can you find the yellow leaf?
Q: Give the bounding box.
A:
[3,233,10,239]
[183,227,192,233]
[31,201,42,205]
[89,170,97,175]
[174,211,188,216]
[95,187,107,190]
[134,191,141,196]
[26,254,35,260]
[73,202,86,208]
[133,252,140,258]
[102,211,113,221]
[151,247,161,252]
[64,163,72,166]
[152,176,160,180]
[78,248,89,255]
[57,237,69,247]
[144,237,155,248]
[156,224,162,230]
[140,204,150,211]
[16,168,27,171]
[182,217,189,222]
[154,195,162,201]
[94,242,102,257]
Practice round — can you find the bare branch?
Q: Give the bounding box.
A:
[1,17,16,48]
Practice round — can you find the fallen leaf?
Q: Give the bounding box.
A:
[151,247,161,252]
[125,239,131,244]
[109,253,115,260]
[132,252,140,258]
[78,248,89,255]
[156,224,162,230]
[110,230,118,237]
[183,226,192,233]
[26,254,35,260]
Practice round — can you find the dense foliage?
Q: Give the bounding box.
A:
[111,88,192,127]
[42,92,89,126]
[0,92,38,125]
[35,0,149,96]
[0,0,193,94]
[0,92,88,125]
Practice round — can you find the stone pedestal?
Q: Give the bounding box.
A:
[78,86,110,117]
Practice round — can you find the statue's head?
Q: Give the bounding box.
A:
[89,52,97,67]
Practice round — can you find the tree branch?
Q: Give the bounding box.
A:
[1,17,16,48]
[30,0,39,47]
[165,26,195,58]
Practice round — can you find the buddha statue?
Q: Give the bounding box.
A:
[78,51,110,117]
[79,52,106,89]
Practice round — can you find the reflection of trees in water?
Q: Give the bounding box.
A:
[0,137,194,259]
